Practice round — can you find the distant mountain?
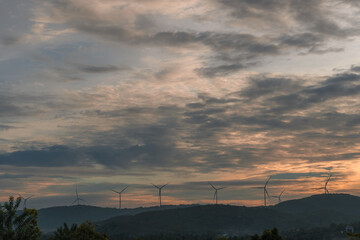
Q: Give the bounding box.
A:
[274,193,360,215]
[273,193,360,225]
[37,204,197,232]
[97,205,303,237]
[96,194,360,238]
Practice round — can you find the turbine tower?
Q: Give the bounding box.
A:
[72,188,86,206]
[314,173,332,194]
[272,189,285,203]
[324,173,332,194]
[111,186,129,209]
[208,182,226,204]
[19,195,34,209]
[263,176,271,207]
[152,183,168,207]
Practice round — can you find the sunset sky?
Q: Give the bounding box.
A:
[2,0,360,209]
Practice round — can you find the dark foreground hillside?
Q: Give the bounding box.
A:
[37,204,196,232]
[96,194,360,239]
[97,204,303,237]
[273,193,360,226]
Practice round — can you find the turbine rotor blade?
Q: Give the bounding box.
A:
[161,183,169,189]
[325,174,332,186]
[280,189,285,197]
[151,183,160,189]
[208,182,216,190]
[264,176,271,187]
[111,189,120,194]
[120,186,129,193]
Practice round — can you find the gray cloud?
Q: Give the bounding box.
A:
[0,145,85,167]
[0,124,16,131]
[195,63,247,77]
[215,0,358,37]
[0,0,34,46]
[38,0,360,77]
[350,65,360,73]
[3,67,360,170]
[76,64,129,73]
[1,36,21,46]
[1,67,359,171]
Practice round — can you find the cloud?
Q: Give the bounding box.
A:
[76,64,130,73]
[0,125,16,131]
[0,36,22,46]
[0,145,84,167]
[214,0,359,37]
[32,0,360,77]
[2,66,360,172]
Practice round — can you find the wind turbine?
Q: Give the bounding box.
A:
[151,183,168,207]
[111,186,129,209]
[71,188,86,206]
[263,176,271,207]
[208,182,226,204]
[272,189,285,203]
[314,173,332,194]
[19,195,34,209]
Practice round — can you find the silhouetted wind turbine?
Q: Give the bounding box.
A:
[272,189,285,203]
[111,186,129,209]
[314,173,332,194]
[72,188,86,206]
[152,183,168,207]
[19,195,34,209]
[208,182,226,204]
[263,176,271,207]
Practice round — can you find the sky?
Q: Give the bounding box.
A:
[1,0,360,209]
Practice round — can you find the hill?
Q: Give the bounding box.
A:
[96,194,360,238]
[97,205,303,237]
[273,193,360,225]
[37,204,197,232]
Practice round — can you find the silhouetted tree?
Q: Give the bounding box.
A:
[251,234,261,240]
[348,232,360,239]
[49,221,107,240]
[0,196,41,240]
[49,222,78,240]
[249,228,282,240]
